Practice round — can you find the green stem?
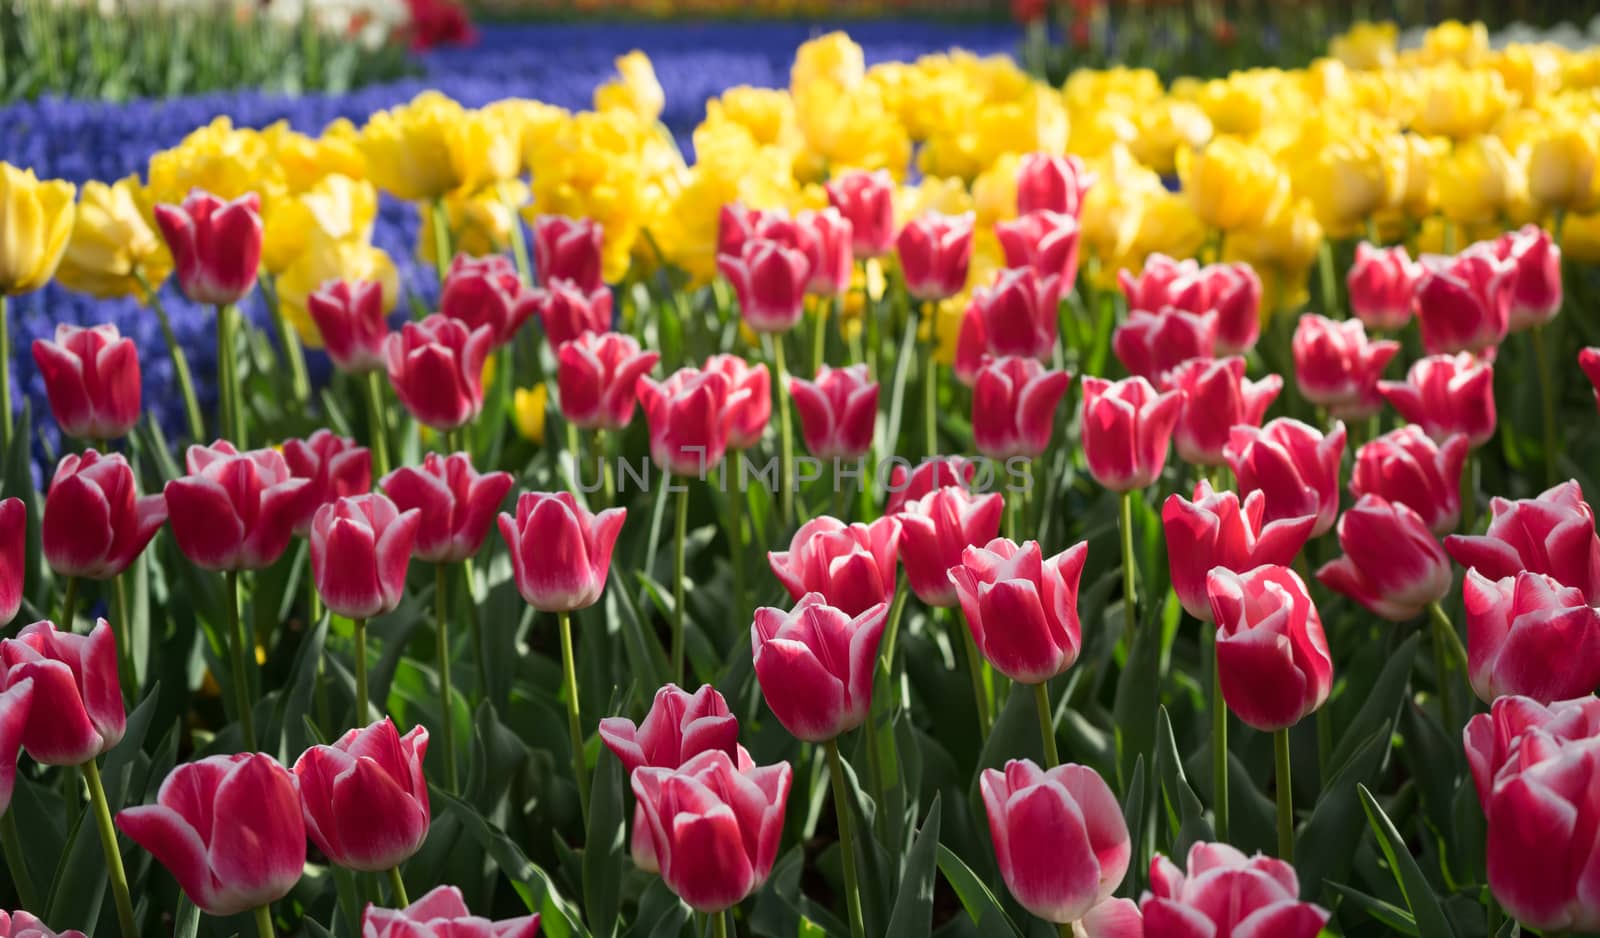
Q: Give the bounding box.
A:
[921,305,938,457]
[0,810,39,912]
[728,479,747,626]
[353,616,370,724]
[0,294,10,450]
[955,608,992,733]
[1317,240,1339,318]
[812,301,829,376]
[880,582,909,673]
[385,866,409,908]
[507,199,533,285]
[1460,452,1478,534]
[113,572,134,697]
[711,910,729,938]
[1034,681,1059,768]
[217,303,244,445]
[1532,324,1559,488]
[83,759,138,938]
[1210,628,1229,841]
[863,262,880,383]
[1119,490,1138,644]
[824,740,867,938]
[225,570,257,751]
[461,561,488,706]
[137,271,204,442]
[59,575,78,629]
[559,610,589,819]
[772,337,796,528]
[253,904,274,938]
[1273,727,1294,863]
[672,480,690,684]
[435,564,458,792]
[1428,601,1467,733]
[260,273,310,408]
[592,430,615,508]
[364,371,392,479]
[862,682,887,837]
[430,198,453,289]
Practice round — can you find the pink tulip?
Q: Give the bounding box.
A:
[294,717,429,872]
[1378,352,1496,449]
[897,212,974,302]
[363,885,541,938]
[752,593,887,742]
[1206,565,1333,731]
[1162,482,1315,622]
[965,266,1064,362]
[885,456,975,514]
[1112,309,1217,384]
[1349,426,1468,535]
[557,331,659,431]
[795,208,852,297]
[533,279,612,350]
[1490,225,1562,332]
[1142,842,1329,938]
[1581,347,1600,412]
[1080,376,1183,492]
[308,280,390,373]
[636,367,744,477]
[1316,494,1452,621]
[719,238,810,334]
[1292,314,1400,420]
[153,189,262,305]
[30,324,140,441]
[0,680,30,817]
[789,364,877,460]
[1224,418,1347,537]
[310,494,420,620]
[0,911,82,938]
[769,515,898,617]
[1445,480,1600,603]
[980,759,1128,923]
[42,450,167,580]
[1199,262,1263,356]
[895,486,1005,607]
[498,491,625,612]
[824,170,896,259]
[0,619,122,766]
[1347,242,1422,331]
[164,442,310,571]
[283,429,372,537]
[384,314,494,433]
[703,354,771,450]
[1463,569,1600,705]
[972,356,1072,460]
[1117,254,1201,315]
[1464,694,1600,809]
[1165,356,1280,467]
[1015,152,1096,217]
[717,204,800,261]
[1414,251,1512,356]
[995,211,1081,286]
[631,750,792,913]
[381,452,512,564]
[949,537,1088,684]
[117,753,306,916]
[0,498,22,626]
[533,214,604,293]
[441,254,539,346]
[952,299,989,387]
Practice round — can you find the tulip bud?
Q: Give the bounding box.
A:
[1347,242,1421,331]
[1317,494,1452,621]
[533,214,604,293]
[1350,426,1468,535]
[1378,352,1496,449]
[980,759,1128,923]
[824,169,895,259]
[1165,356,1280,467]
[283,430,372,537]
[30,324,141,441]
[752,593,887,742]
[995,211,1081,286]
[1463,569,1600,705]
[885,456,975,515]
[717,204,799,261]
[42,450,167,581]
[637,367,743,476]
[949,538,1088,684]
[789,364,877,460]
[719,238,810,334]
[308,280,390,374]
[1582,347,1600,413]
[1414,250,1512,356]
[310,494,420,620]
[1142,842,1330,938]
[1492,225,1562,332]
[384,314,495,433]
[966,266,1063,362]
[362,885,542,938]
[440,254,540,347]
[631,751,792,913]
[1162,482,1315,622]
[897,211,974,302]
[769,516,898,617]
[557,331,660,431]
[1112,308,1217,384]
[1080,376,1183,492]
[294,718,430,872]
[0,619,124,766]
[1206,565,1333,731]
[381,452,512,564]
[1292,314,1400,420]
[153,189,262,305]
[1224,418,1346,537]
[117,753,306,916]
[972,357,1072,460]
[498,491,625,612]
[703,354,772,451]
[1015,152,1096,217]
[1445,480,1600,603]
[795,208,852,297]
[165,442,311,572]
[0,497,24,626]
[894,486,1004,608]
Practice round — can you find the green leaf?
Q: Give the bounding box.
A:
[936,844,1024,938]
[583,747,626,938]
[1325,881,1420,936]
[1113,607,1163,789]
[1358,784,1458,938]
[884,795,941,938]
[1152,706,1211,860]
[171,894,201,938]
[1296,722,1393,895]
[1328,634,1419,775]
[436,790,590,938]
[1120,755,1146,897]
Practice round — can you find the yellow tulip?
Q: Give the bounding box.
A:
[1178,136,1288,231]
[1330,21,1398,71]
[263,119,367,193]
[1436,135,1527,225]
[1129,100,1213,175]
[1300,136,1396,236]
[1412,20,1490,66]
[705,86,802,152]
[262,173,379,275]
[1558,210,1600,263]
[1412,65,1514,139]
[512,384,549,445]
[1526,122,1600,212]
[146,117,287,210]
[893,176,973,231]
[418,181,532,267]
[276,236,399,346]
[971,154,1020,229]
[358,93,520,202]
[55,175,170,299]
[791,31,865,95]
[1224,198,1322,314]
[0,163,75,295]
[595,51,666,124]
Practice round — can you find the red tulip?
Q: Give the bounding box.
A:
[533,279,612,350]
[949,537,1088,684]
[895,486,1004,607]
[631,750,792,913]
[283,429,372,537]
[1224,418,1346,537]
[1198,262,1262,356]
[1414,251,1512,356]
[896,211,974,302]
[153,189,262,305]
[1347,242,1422,331]
[1464,694,1600,809]
[964,266,1064,362]
[30,324,141,441]
[1378,352,1496,449]
[717,204,800,261]
[0,498,23,626]
[557,331,659,431]
[1581,347,1600,412]
[703,354,771,450]
[0,679,30,817]
[1490,225,1562,332]
[293,717,429,872]
[1316,494,1451,621]
[383,314,494,432]
[165,442,310,571]
[980,759,1128,923]
[789,364,877,460]
[1015,152,1096,217]
[995,211,1081,286]
[719,238,810,334]
[1350,426,1468,535]
[1463,569,1600,705]
[0,618,122,766]
[310,494,420,620]
[0,911,80,938]
[381,452,512,564]
[498,491,625,612]
[1205,565,1332,731]
[533,214,604,293]
[795,207,852,297]
[1117,254,1201,314]
[824,170,895,259]
[769,515,898,617]
[636,367,743,477]
[972,356,1072,460]
[1292,314,1400,421]
[42,450,167,580]
[1112,308,1217,384]
[441,254,540,346]
[1080,376,1183,492]
[1162,482,1315,622]
[1142,842,1329,938]
[885,456,975,514]
[116,753,306,916]
[1165,356,1280,467]
[308,280,390,374]
[752,593,887,742]
[363,885,541,938]
[1445,480,1600,603]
